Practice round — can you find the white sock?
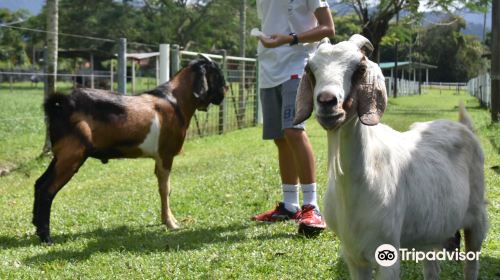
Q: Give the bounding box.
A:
[282,184,300,212]
[302,183,319,209]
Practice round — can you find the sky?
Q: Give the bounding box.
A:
[0,0,44,15]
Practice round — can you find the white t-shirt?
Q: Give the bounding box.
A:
[257,0,329,89]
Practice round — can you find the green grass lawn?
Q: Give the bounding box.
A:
[0,86,499,279]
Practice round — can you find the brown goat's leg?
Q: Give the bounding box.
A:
[155,159,178,230]
[33,138,86,244]
[33,159,57,244]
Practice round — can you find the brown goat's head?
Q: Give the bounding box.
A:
[293,34,387,130]
[190,56,227,111]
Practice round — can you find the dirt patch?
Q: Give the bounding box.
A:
[0,163,17,177]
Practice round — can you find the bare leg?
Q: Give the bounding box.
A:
[283,128,316,184]
[155,159,178,230]
[274,138,299,185]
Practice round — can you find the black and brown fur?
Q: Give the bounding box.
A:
[33,57,227,244]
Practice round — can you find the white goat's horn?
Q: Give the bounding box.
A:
[349,34,374,57]
[317,37,330,48]
[198,53,212,62]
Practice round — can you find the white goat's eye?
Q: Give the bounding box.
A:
[308,64,317,73]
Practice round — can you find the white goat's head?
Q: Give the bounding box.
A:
[293,34,387,130]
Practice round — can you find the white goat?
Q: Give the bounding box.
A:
[293,34,488,280]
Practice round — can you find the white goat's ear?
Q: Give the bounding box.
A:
[293,67,315,125]
[349,34,374,57]
[355,61,387,126]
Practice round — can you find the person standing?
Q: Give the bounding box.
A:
[251,0,335,236]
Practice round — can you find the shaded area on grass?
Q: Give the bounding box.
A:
[0,222,298,265]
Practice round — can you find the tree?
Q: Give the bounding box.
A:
[0,9,31,68]
[338,0,491,62]
[417,16,488,82]
[142,0,258,55]
[337,0,418,61]
[330,13,362,43]
[27,0,260,58]
[492,0,499,122]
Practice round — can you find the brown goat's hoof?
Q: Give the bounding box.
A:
[167,224,180,231]
[165,221,180,230]
[39,234,53,245]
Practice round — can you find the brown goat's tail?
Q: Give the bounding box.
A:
[458,101,474,132]
[44,93,75,144]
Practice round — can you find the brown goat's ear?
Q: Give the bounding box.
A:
[356,60,387,126]
[192,66,209,99]
[293,67,315,125]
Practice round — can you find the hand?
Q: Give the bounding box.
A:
[259,33,292,48]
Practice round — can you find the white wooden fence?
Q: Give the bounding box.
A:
[467,73,491,108]
[385,77,420,97]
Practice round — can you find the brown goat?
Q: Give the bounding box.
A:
[33,57,227,244]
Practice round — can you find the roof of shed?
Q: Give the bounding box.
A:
[126,52,160,60]
[379,61,437,70]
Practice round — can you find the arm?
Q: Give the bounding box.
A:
[259,7,335,48]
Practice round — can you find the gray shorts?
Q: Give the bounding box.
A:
[260,79,305,140]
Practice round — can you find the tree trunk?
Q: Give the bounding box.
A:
[492,0,500,122]
[42,0,59,154]
[362,19,390,63]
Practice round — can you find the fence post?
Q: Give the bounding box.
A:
[219,50,228,134]
[256,59,262,124]
[90,53,95,89]
[171,44,180,77]
[239,60,246,128]
[117,38,127,95]
[159,44,170,84]
[155,56,159,85]
[252,59,258,126]
[131,59,136,93]
[43,47,48,97]
[110,59,114,91]
[9,75,13,93]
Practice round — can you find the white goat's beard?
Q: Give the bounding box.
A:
[327,130,343,179]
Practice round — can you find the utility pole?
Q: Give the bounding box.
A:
[117,38,127,95]
[240,0,246,58]
[42,0,59,154]
[45,0,58,96]
[492,0,500,122]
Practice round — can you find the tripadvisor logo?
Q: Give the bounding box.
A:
[375,244,398,267]
[374,244,481,267]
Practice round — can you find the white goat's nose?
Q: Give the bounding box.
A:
[317,91,338,107]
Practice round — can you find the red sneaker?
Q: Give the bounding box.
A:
[298,204,326,237]
[251,202,301,222]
